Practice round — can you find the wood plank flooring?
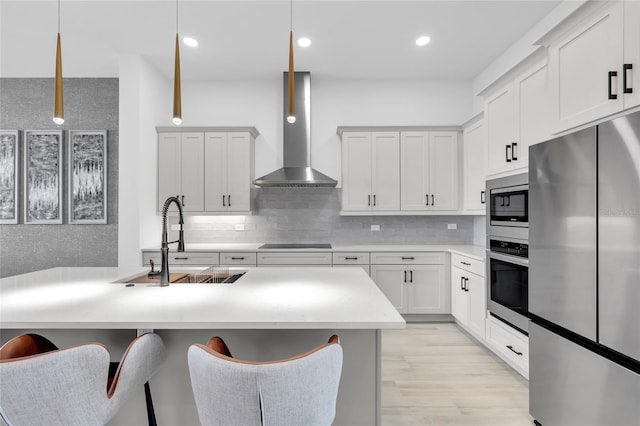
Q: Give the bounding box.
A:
[382,322,533,426]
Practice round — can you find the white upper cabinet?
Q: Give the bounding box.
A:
[462,116,487,212]
[341,131,400,212]
[485,59,550,177]
[157,132,204,212]
[157,127,257,214]
[400,131,458,211]
[547,0,640,133]
[204,132,254,213]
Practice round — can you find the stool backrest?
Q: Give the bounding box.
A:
[188,338,343,426]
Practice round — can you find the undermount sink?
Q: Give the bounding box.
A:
[115,269,247,285]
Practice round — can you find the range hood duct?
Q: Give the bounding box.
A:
[253,72,337,188]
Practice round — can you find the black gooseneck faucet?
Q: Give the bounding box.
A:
[159,196,185,286]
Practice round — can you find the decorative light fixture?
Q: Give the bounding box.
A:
[172,0,182,125]
[298,37,311,48]
[183,37,198,47]
[53,0,64,125]
[287,0,296,124]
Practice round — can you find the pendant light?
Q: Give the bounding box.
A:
[172,0,182,125]
[286,0,296,124]
[53,0,64,125]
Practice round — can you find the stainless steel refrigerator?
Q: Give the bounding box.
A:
[529,111,640,425]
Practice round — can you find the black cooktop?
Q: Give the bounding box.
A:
[258,243,332,249]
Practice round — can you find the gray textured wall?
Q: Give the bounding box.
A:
[182,188,474,245]
[0,78,118,278]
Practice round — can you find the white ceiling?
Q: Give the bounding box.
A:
[1,0,562,81]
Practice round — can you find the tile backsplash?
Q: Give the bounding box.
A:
[181,188,475,245]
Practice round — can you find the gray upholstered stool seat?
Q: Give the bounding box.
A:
[0,332,166,426]
[188,335,343,426]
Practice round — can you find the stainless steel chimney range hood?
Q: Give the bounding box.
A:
[253,72,337,188]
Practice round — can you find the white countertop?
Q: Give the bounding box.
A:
[0,267,406,330]
[142,244,486,261]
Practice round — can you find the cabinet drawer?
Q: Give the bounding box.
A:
[370,252,445,265]
[451,253,484,277]
[257,252,332,265]
[332,252,370,265]
[220,252,257,266]
[485,316,529,377]
[142,251,220,266]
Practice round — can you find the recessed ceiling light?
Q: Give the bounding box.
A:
[183,37,198,47]
[416,36,431,47]
[298,37,311,48]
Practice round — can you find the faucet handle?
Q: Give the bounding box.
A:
[148,259,160,277]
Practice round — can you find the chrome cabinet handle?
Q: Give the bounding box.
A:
[506,345,523,356]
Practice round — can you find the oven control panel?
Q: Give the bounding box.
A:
[489,239,528,258]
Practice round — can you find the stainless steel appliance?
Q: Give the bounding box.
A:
[487,173,528,241]
[487,238,529,332]
[529,111,640,425]
[486,172,530,332]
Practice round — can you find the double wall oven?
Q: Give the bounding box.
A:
[486,173,529,333]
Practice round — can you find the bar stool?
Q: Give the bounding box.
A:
[188,335,343,426]
[0,332,166,426]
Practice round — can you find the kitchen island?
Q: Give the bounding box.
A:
[0,266,405,425]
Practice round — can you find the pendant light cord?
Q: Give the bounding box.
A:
[290,0,293,32]
[57,0,60,33]
[176,0,179,34]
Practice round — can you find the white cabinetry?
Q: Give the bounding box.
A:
[158,132,204,212]
[547,1,640,133]
[461,116,487,212]
[485,59,550,177]
[204,132,254,213]
[341,132,400,212]
[486,315,529,379]
[370,252,448,314]
[332,252,370,275]
[400,131,458,211]
[257,252,332,267]
[451,253,486,341]
[142,250,220,266]
[157,127,258,214]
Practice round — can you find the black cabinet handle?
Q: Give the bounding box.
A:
[344,257,359,260]
[404,270,407,283]
[230,257,245,260]
[609,71,618,100]
[425,194,429,206]
[505,145,512,162]
[401,256,415,261]
[460,276,465,290]
[174,257,189,260]
[373,194,376,206]
[431,194,434,206]
[481,190,486,204]
[506,345,523,356]
[511,142,518,161]
[228,194,231,207]
[460,261,471,266]
[222,195,226,207]
[368,195,371,206]
[624,64,633,94]
[410,270,413,283]
[464,278,469,292]
[505,195,510,207]
[181,195,185,206]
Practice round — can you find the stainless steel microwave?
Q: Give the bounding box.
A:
[486,173,528,241]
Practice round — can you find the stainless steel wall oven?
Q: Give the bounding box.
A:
[486,173,529,333]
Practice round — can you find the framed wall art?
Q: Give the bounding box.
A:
[24,130,63,224]
[0,130,19,224]
[68,130,107,224]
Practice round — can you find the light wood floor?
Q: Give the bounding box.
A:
[382,322,534,426]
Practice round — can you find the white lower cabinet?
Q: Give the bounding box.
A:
[451,253,486,341]
[485,314,529,379]
[142,251,220,267]
[257,252,332,267]
[370,252,448,314]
